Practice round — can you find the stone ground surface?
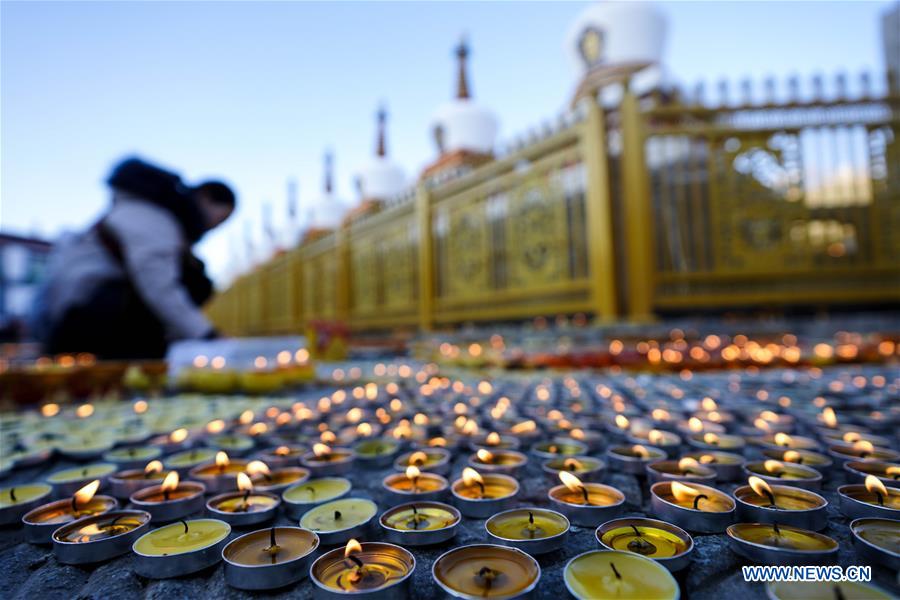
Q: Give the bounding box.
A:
[2,371,899,599]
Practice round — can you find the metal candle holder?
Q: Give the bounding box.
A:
[742,461,823,491]
[22,495,118,545]
[379,501,461,546]
[252,467,310,494]
[282,477,352,520]
[132,518,231,578]
[605,445,667,475]
[681,451,744,482]
[432,544,540,600]
[52,510,151,564]
[646,460,717,485]
[595,517,694,572]
[531,441,588,461]
[540,456,605,483]
[849,518,900,571]
[725,523,838,565]
[108,469,166,500]
[733,484,829,531]
[450,473,519,519]
[381,472,449,506]
[843,461,900,489]
[547,483,625,527]
[206,490,281,526]
[310,541,415,600]
[222,526,320,590]
[393,448,452,476]
[130,481,206,522]
[837,484,900,520]
[300,448,356,477]
[467,449,528,476]
[0,483,52,526]
[188,462,249,494]
[485,507,570,555]
[649,481,735,533]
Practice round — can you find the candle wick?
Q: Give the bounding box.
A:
[71,495,79,514]
[773,522,781,537]
[833,584,846,600]
[763,490,778,509]
[693,494,708,510]
[630,524,642,538]
[476,566,498,592]
[347,554,364,569]
[412,477,419,493]
[306,486,316,498]
[180,519,189,534]
[164,488,170,501]
[82,468,88,477]
[610,562,622,580]
[476,480,485,498]
[579,485,590,505]
[9,488,16,502]
[335,510,342,520]
[875,491,884,506]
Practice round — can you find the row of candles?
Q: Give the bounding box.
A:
[0,363,898,598]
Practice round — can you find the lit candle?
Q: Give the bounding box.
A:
[548,471,625,527]
[256,445,306,469]
[132,518,231,578]
[0,482,52,526]
[103,446,162,470]
[751,433,820,452]
[301,443,356,477]
[22,480,117,544]
[650,481,735,533]
[207,472,280,526]
[485,508,570,555]
[761,449,833,474]
[450,468,519,518]
[828,440,900,464]
[393,448,452,476]
[109,460,170,500]
[189,451,249,494]
[726,523,838,564]
[52,510,151,564]
[354,438,400,467]
[379,501,461,546]
[130,471,206,522]
[849,517,900,571]
[208,433,255,456]
[606,444,667,475]
[382,466,449,505]
[282,477,352,519]
[246,460,309,493]
[300,498,378,544]
[837,476,900,520]
[471,431,520,451]
[844,460,900,488]
[310,539,415,597]
[531,441,588,460]
[734,476,828,530]
[540,455,604,482]
[743,460,822,490]
[688,431,745,453]
[596,517,693,571]
[222,526,319,590]
[681,451,744,481]
[646,457,717,484]
[468,448,529,476]
[564,550,679,600]
[433,544,540,599]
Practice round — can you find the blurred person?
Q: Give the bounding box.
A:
[36,157,236,359]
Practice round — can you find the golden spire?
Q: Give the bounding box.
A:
[323,150,333,194]
[376,105,387,158]
[455,37,470,100]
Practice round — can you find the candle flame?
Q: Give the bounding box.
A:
[169,428,188,443]
[615,415,630,430]
[41,403,60,417]
[313,443,332,457]
[406,465,421,480]
[462,467,484,488]
[356,423,373,437]
[699,454,716,464]
[764,460,785,474]
[409,451,427,466]
[74,480,100,504]
[703,432,719,445]
[206,419,226,434]
[563,457,583,470]
[783,450,802,463]
[688,417,704,432]
[754,418,771,432]
[485,432,501,446]
[133,400,148,414]
[760,411,779,423]
[344,538,362,558]
[559,470,583,493]
[749,476,773,498]
[239,410,254,425]
[248,422,268,436]
[631,445,650,458]
[648,430,665,445]
[701,398,718,411]
[651,409,670,421]
[510,420,536,434]
[670,481,700,502]
[853,440,875,455]
[822,407,838,428]
[237,472,253,492]
[476,449,494,463]
[886,466,900,477]
[216,451,230,468]
[462,420,479,436]
[774,433,792,447]
[428,438,447,448]
[246,460,270,476]
[842,432,861,443]
[76,404,94,418]
[144,460,163,475]
[274,446,291,456]
[678,457,700,471]
[161,471,179,492]
[865,475,888,496]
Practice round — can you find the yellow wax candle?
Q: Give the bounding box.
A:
[487,509,567,540]
[565,550,679,600]
[300,498,377,533]
[452,470,517,500]
[853,518,900,553]
[166,448,217,468]
[381,505,459,531]
[224,527,318,566]
[473,450,526,466]
[283,478,351,503]
[747,461,818,481]
[728,523,836,551]
[55,512,148,543]
[213,494,278,513]
[314,541,413,593]
[769,581,891,600]
[763,449,831,467]
[355,439,399,457]
[47,464,116,483]
[662,482,734,512]
[739,480,825,511]
[0,484,52,508]
[385,470,446,493]
[600,525,690,558]
[552,474,624,507]
[434,545,539,598]
[544,456,602,474]
[134,519,230,555]
[397,450,448,470]
[104,447,161,462]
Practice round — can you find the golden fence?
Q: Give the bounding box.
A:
[207,72,900,335]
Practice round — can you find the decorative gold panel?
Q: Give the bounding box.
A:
[382,224,416,309]
[351,239,380,314]
[443,202,491,299]
[505,176,569,289]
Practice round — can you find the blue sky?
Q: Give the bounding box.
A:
[1,1,893,283]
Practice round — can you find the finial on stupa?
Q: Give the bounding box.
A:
[323,151,334,195]
[455,37,470,100]
[376,105,387,157]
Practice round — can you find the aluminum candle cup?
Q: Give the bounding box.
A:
[849,518,900,570]
[103,446,162,470]
[470,433,521,452]
[22,482,117,544]
[726,523,838,565]
[564,549,679,600]
[379,501,461,546]
[132,518,231,578]
[450,470,519,519]
[301,446,356,477]
[108,465,169,500]
[207,434,255,456]
[531,441,588,461]
[733,478,829,531]
[606,445,667,475]
[751,434,821,453]
[129,474,206,522]
[207,489,281,527]
[251,467,310,494]
[681,451,744,482]
[52,510,150,564]
[555,429,603,452]
[222,526,319,590]
[646,459,717,485]
[743,460,823,491]
[432,544,540,600]
[485,508,570,555]
[760,449,833,475]
[547,473,625,527]
[310,540,415,600]
[837,478,900,519]
[394,448,452,476]
[826,442,900,465]
[299,498,378,545]
[354,438,400,468]
[256,445,306,469]
[467,449,528,476]
[165,448,217,476]
[766,581,893,600]
[687,432,746,454]
[540,456,604,483]
[844,461,900,488]
[596,517,693,572]
[649,481,735,533]
[282,477,352,519]
[382,469,449,505]
[0,483,52,525]
[189,454,250,494]
[626,430,681,458]
[47,463,116,497]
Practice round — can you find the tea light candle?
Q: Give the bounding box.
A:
[733,476,828,530]
[828,440,900,464]
[540,455,604,483]
[761,449,833,475]
[130,471,206,522]
[844,460,900,488]
[165,447,217,475]
[394,448,451,476]
[150,428,192,454]
[627,429,681,457]
[468,448,528,476]
[432,544,540,599]
[0,482,52,525]
[681,451,744,481]
[57,435,115,460]
[300,497,378,545]
[485,507,570,555]
[207,472,280,526]
[189,451,249,494]
[310,539,415,598]
[548,471,625,527]
[47,463,116,497]
[282,477,352,519]
[22,480,117,544]
[646,457,717,484]
[379,501,460,546]
[767,581,892,600]
[531,440,588,460]
[109,460,169,499]
[752,433,820,452]
[382,466,449,505]
[354,438,400,468]
[246,460,309,493]
[596,517,693,571]
[207,433,255,456]
[222,526,320,590]
[450,468,519,518]
[650,481,735,533]
[743,460,822,490]
[256,445,305,469]
[726,523,838,565]
[849,517,900,571]
[132,518,231,578]
[564,550,679,600]
[837,476,900,519]
[52,509,151,564]
[103,446,162,470]
[470,432,520,451]
[606,444,667,475]
[301,444,356,477]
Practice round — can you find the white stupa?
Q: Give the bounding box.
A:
[306,151,347,231]
[430,39,499,156]
[356,106,406,202]
[564,2,668,105]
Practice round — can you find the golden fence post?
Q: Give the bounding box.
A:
[581,95,619,320]
[336,225,351,325]
[415,183,434,331]
[620,81,656,321]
